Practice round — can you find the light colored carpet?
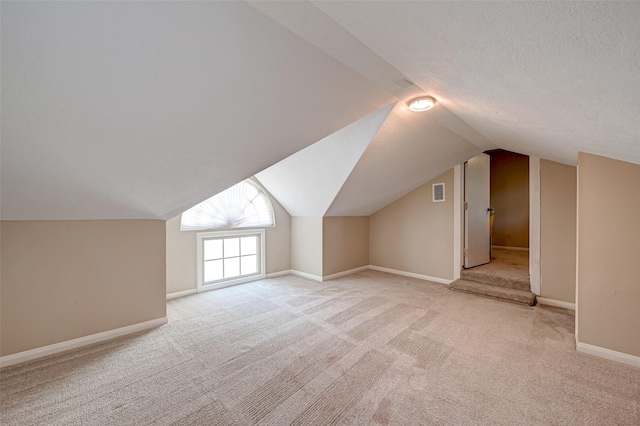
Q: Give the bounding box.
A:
[461,248,530,290]
[455,248,535,304]
[449,279,536,305]
[1,271,639,425]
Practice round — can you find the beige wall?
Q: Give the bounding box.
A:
[540,160,578,303]
[166,183,291,294]
[577,153,640,357]
[370,169,455,280]
[291,217,323,277]
[540,160,577,303]
[1,220,166,357]
[165,216,198,294]
[490,150,529,248]
[323,216,369,276]
[265,195,292,274]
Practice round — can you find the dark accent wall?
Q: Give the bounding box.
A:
[490,150,529,248]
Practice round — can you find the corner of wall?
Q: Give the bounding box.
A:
[576,152,640,360]
[369,169,455,281]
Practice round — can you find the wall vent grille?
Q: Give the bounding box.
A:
[394,79,415,88]
[432,183,445,202]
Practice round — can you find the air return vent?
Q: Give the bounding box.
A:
[394,79,415,89]
[432,183,445,202]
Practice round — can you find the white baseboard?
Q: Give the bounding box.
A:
[0,317,168,369]
[167,272,301,298]
[266,270,292,278]
[577,342,640,369]
[290,270,323,282]
[492,245,529,252]
[166,289,197,300]
[368,265,453,285]
[536,297,575,311]
[323,266,369,281]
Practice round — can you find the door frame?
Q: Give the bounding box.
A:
[463,153,491,269]
[453,157,541,295]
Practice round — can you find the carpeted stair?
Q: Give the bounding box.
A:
[450,258,537,305]
[459,268,530,291]
[450,279,536,305]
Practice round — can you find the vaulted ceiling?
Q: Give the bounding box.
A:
[256,103,396,217]
[2,1,639,220]
[314,1,640,167]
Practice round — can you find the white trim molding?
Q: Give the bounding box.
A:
[0,317,168,369]
[453,164,463,280]
[196,229,266,293]
[266,270,292,278]
[196,276,262,293]
[323,266,369,281]
[369,265,453,285]
[577,342,640,369]
[290,270,323,282]
[529,156,541,296]
[168,271,293,299]
[575,161,581,340]
[166,289,197,300]
[536,297,575,311]
[491,245,530,252]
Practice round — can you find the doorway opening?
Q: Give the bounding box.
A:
[455,150,535,305]
[488,149,530,253]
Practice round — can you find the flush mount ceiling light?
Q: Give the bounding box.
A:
[408,96,437,112]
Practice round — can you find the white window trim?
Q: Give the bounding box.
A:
[196,229,266,293]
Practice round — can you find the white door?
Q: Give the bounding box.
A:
[464,153,491,268]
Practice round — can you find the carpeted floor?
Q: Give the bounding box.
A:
[1,271,639,425]
[461,248,530,290]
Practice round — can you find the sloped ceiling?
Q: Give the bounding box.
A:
[326,103,484,216]
[314,1,640,167]
[3,1,640,221]
[0,1,393,220]
[256,102,395,217]
[250,0,496,217]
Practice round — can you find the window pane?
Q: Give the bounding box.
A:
[204,259,223,282]
[240,236,257,255]
[180,180,274,231]
[203,239,223,260]
[224,238,240,258]
[224,257,240,278]
[241,255,258,275]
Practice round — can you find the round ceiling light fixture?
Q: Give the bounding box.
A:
[408,96,437,112]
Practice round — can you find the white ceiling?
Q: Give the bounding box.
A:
[326,102,484,216]
[0,1,393,220]
[256,103,395,217]
[314,1,640,167]
[3,1,640,221]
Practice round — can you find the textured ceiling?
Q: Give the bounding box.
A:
[3,1,639,221]
[314,1,640,167]
[249,1,494,217]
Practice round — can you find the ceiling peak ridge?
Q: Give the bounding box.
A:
[257,102,397,218]
[248,0,415,98]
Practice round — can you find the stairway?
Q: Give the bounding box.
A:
[450,249,536,306]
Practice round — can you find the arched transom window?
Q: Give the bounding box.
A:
[181,180,275,231]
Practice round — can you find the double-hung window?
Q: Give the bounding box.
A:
[196,229,265,292]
